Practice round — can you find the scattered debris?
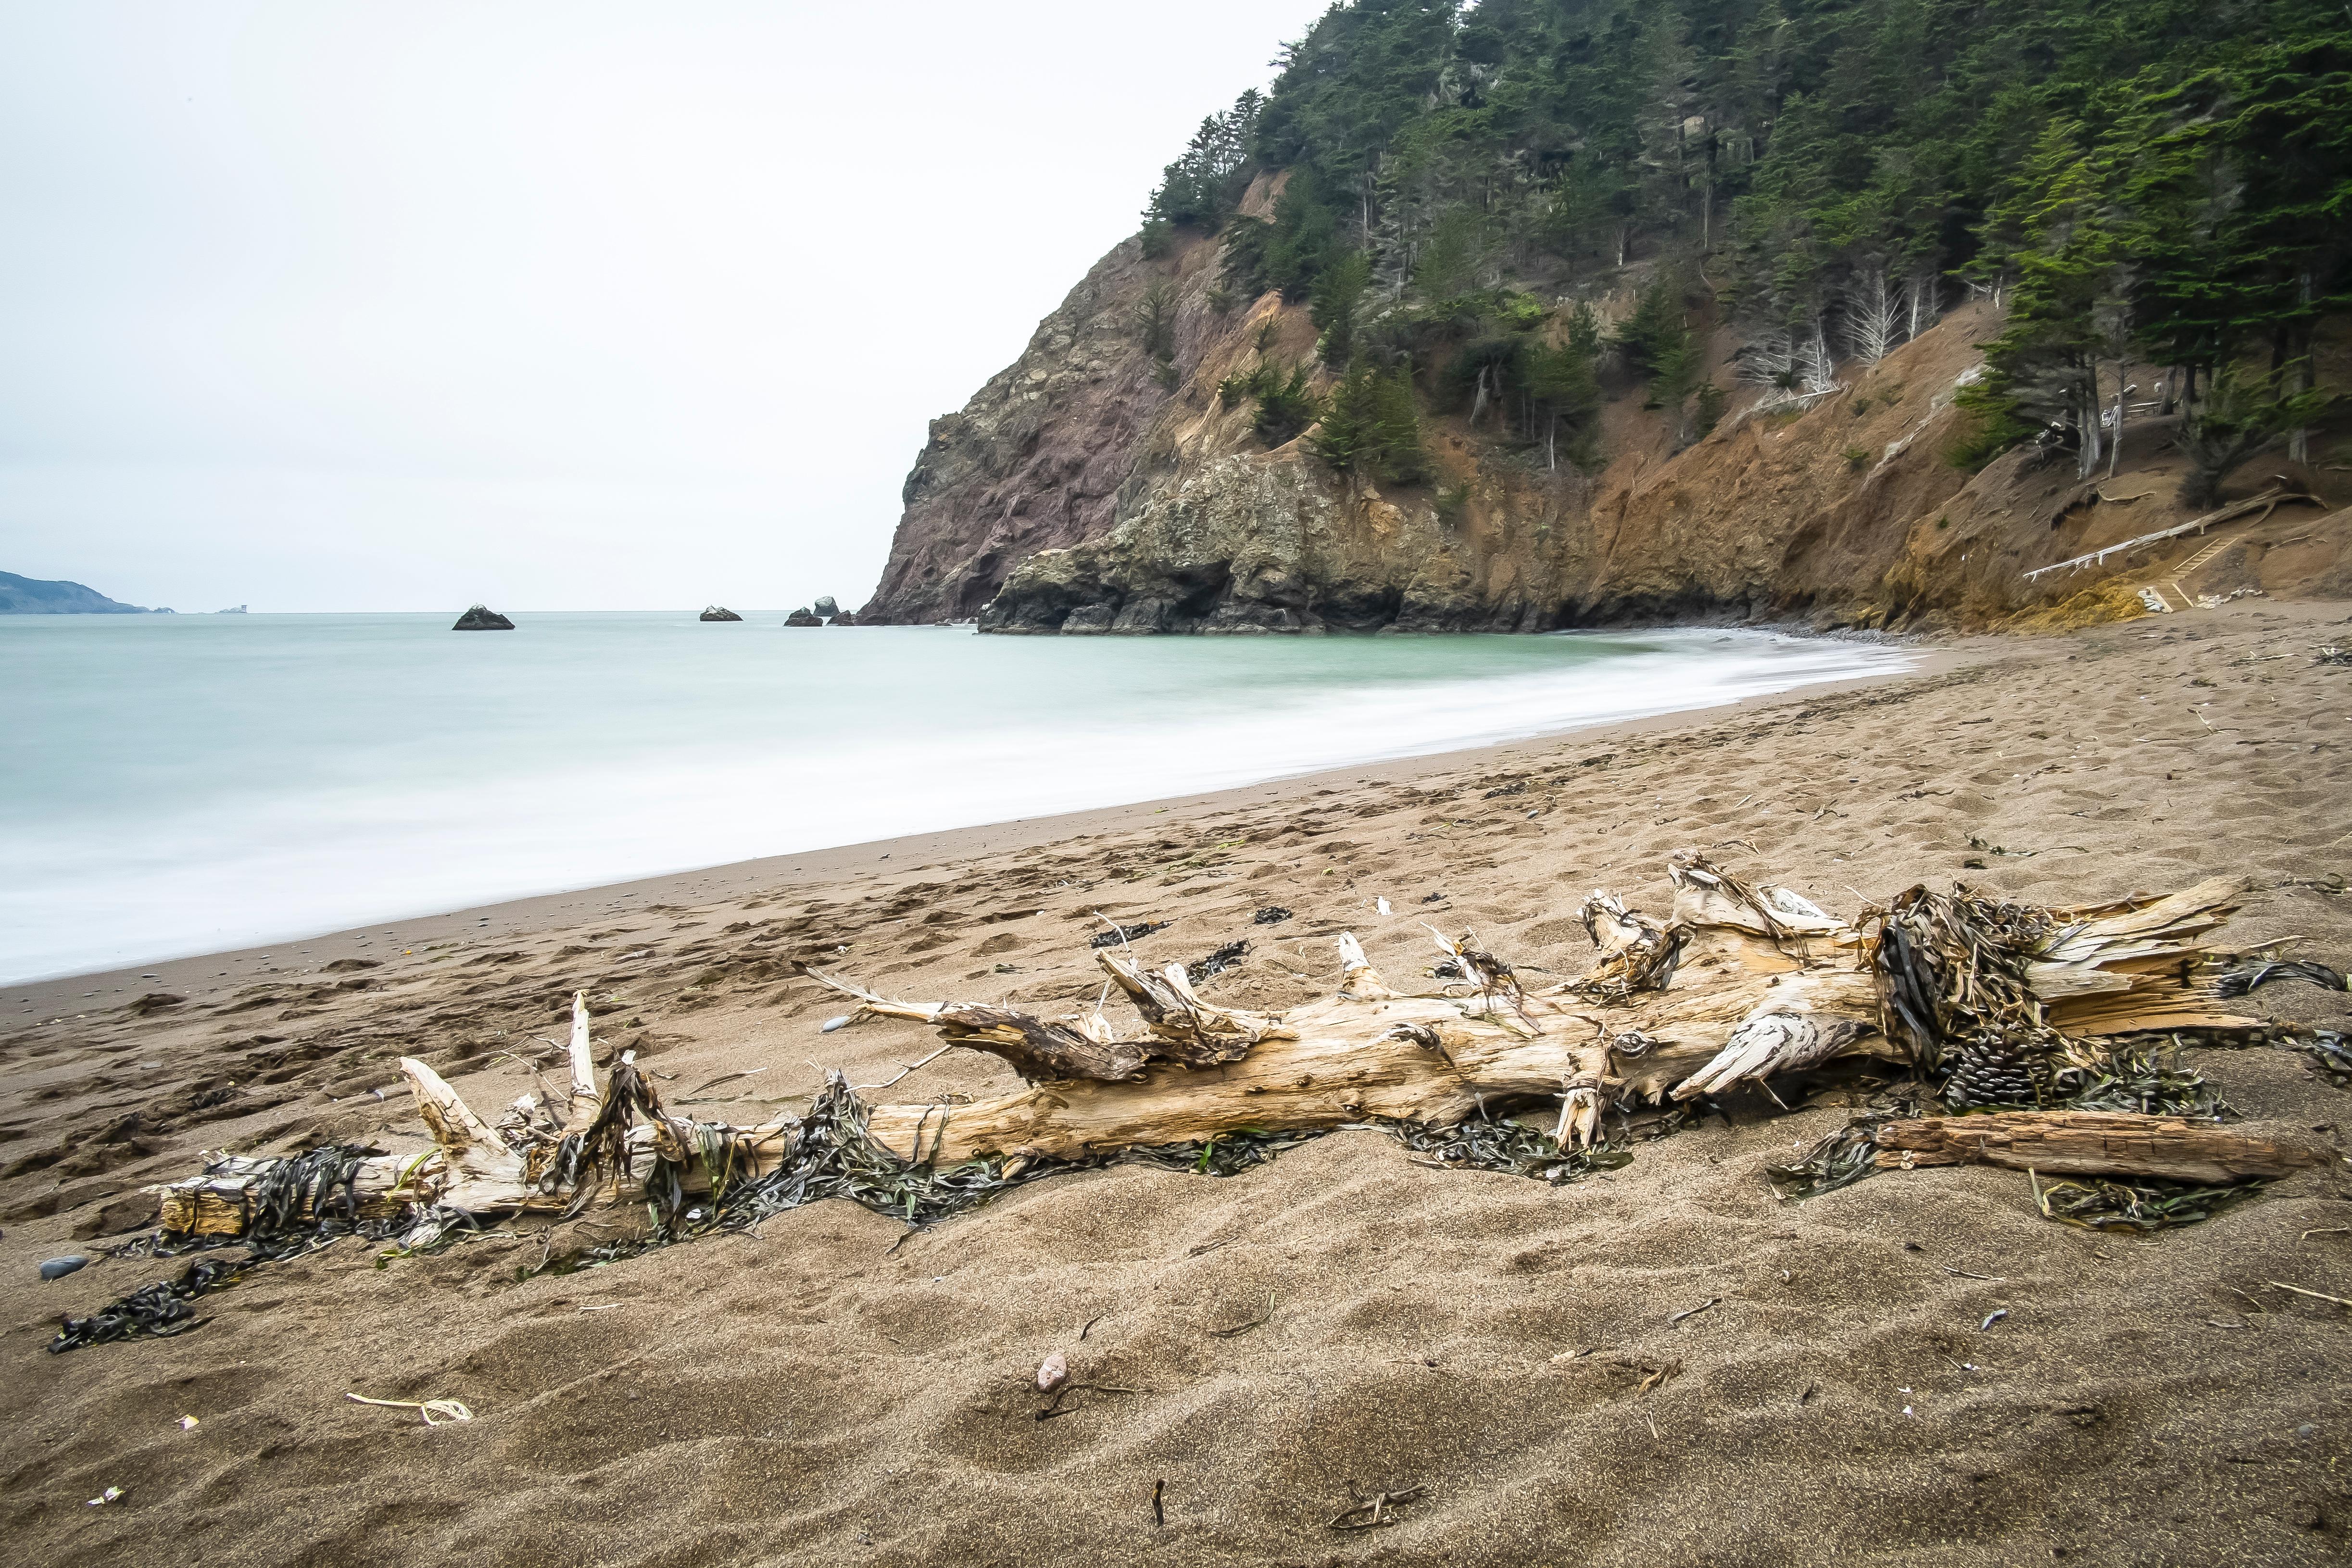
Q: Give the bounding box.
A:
[86,1487,124,1507]
[345,1392,474,1425]
[1251,906,1292,925]
[1981,1308,2010,1330]
[2215,959,2349,998]
[2032,1175,2273,1232]
[1089,920,1170,948]
[2315,646,2352,667]
[1328,1485,1424,1531]
[2269,1281,2352,1309]
[176,1415,199,1430]
[1186,940,1249,984]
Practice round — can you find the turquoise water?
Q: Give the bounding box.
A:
[0,613,1912,981]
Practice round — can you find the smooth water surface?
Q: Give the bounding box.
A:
[1,614,1912,981]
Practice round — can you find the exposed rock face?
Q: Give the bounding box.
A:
[699,605,743,622]
[980,452,1547,635]
[864,225,2352,635]
[812,596,841,618]
[785,607,822,627]
[453,604,515,631]
[858,233,1229,625]
[828,611,858,626]
[0,571,152,614]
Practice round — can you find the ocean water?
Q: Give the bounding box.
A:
[0,613,1912,982]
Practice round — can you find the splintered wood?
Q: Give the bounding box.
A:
[151,854,2293,1239]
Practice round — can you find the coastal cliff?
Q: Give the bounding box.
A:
[859,3,2352,634]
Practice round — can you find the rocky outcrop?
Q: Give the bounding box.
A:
[857,231,1234,625]
[785,607,823,627]
[700,605,743,622]
[0,571,153,614]
[453,605,515,631]
[813,596,841,618]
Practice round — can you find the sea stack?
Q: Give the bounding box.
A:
[812,595,840,619]
[699,605,742,622]
[453,604,515,631]
[784,606,822,627]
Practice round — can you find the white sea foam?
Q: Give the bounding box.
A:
[0,614,1911,982]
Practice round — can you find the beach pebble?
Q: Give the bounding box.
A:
[821,1015,852,1033]
[40,1255,90,1281]
[1037,1351,1069,1392]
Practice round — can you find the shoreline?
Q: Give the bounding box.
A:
[14,632,1968,1008]
[8,599,2349,1567]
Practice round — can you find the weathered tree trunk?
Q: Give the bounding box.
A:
[1876,1111,2322,1185]
[148,860,2267,1237]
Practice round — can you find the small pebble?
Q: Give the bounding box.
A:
[1037,1351,1069,1392]
[40,1255,89,1281]
[821,1015,852,1033]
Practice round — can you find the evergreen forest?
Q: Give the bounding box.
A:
[1145,0,2351,494]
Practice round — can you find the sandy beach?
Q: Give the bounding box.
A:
[6,603,2351,1566]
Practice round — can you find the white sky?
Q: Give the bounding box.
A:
[0,1,1327,613]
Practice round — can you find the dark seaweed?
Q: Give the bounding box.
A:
[1090,920,1171,948]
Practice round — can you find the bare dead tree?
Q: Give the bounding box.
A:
[1841,267,1907,366]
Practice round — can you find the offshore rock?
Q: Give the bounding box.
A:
[827,611,858,626]
[812,595,841,619]
[453,604,515,631]
[699,605,743,622]
[784,607,822,627]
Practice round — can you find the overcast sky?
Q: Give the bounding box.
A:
[0,1,1327,613]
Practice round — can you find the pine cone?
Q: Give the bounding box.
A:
[1942,1033,2039,1110]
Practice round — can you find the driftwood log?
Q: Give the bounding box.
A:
[152,855,2290,1239]
[1875,1111,2323,1185]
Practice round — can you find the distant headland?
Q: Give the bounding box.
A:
[0,571,165,615]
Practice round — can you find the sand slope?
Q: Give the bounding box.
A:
[4,603,2351,1565]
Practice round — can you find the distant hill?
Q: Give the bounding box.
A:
[0,571,155,614]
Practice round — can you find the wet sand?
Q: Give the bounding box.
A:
[4,603,2350,1566]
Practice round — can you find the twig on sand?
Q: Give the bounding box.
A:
[1207,1290,1278,1338]
[1328,1485,1424,1531]
[345,1392,473,1425]
[2268,1280,2352,1308]
[1668,1297,1719,1326]
[855,1044,955,1093]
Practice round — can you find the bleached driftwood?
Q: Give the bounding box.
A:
[1875,1111,2323,1185]
[151,858,2268,1238]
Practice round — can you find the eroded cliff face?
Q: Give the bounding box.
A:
[861,231,2352,634]
[858,234,1222,625]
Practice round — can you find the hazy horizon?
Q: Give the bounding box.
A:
[0,1,1328,614]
